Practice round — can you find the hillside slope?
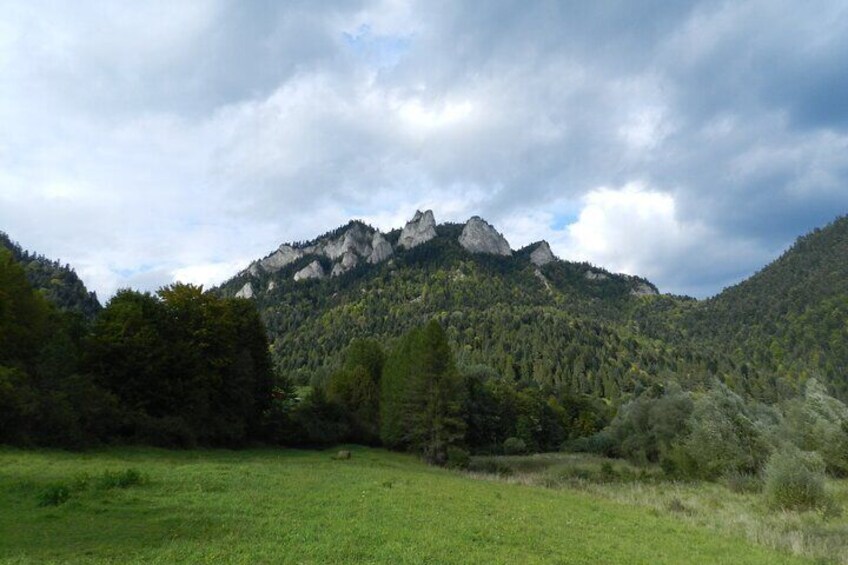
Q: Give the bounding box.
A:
[0,232,101,319]
[689,215,848,397]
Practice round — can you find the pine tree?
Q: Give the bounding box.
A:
[380,320,464,464]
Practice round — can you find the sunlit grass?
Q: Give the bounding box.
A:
[0,447,806,563]
[469,452,848,564]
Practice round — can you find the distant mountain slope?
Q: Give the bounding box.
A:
[0,232,101,319]
[689,215,848,397]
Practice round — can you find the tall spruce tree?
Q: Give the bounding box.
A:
[381,320,464,464]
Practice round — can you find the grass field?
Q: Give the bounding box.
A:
[468,453,848,564]
[0,446,809,564]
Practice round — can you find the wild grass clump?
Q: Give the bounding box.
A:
[467,458,514,476]
[97,468,146,489]
[37,484,71,507]
[764,448,831,512]
[723,470,763,494]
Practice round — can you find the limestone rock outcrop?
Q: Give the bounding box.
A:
[294,260,325,281]
[630,282,658,296]
[235,282,254,299]
[530,241,556,266]
[260,244,303,272]
[369,232,394,264]
[459,216,512,256]
[398,210,437,249]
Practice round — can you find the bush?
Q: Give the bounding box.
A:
[503,437,527,455]
[38,484,71,507]
[764,448,829,511]
[445,447,471,470]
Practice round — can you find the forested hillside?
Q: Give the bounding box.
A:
[0,232,100,319]
[632,216,848,400]
[220,212,845,404]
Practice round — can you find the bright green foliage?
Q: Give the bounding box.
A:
[782,379,848,476]
[680,383,772,479]
[381,320,465,464]
[603,383,693,466]
[764,447,829,511]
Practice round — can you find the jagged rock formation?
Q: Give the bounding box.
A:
[369,232,393,264]
[240,221,396,283]
[630,281,658,296]
[259,245,303,273]
[235,282,254,299]
[294,260,325,281]
[459,216,512,256]
[398,210,437,249]
[530,241,556,266]
[585,270,609,281]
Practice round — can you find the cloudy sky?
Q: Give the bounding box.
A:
[1,0,847,299]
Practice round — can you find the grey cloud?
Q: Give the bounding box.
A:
[1,0,847,299]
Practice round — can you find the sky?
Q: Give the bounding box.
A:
[1,0,847,300]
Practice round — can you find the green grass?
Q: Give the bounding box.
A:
[469,453,848,564]
[0,447,807,564]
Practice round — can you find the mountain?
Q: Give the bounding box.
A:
[0,232,101,319]
[217,211,755,400]
[218,210,848,403]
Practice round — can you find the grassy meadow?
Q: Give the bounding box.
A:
[0,447,816,564]
[469,453,848,564]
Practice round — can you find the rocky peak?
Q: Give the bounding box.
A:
[398,210,437,249]
[322,223,373,261]
[369,232,393,264]
[530,241,556,266]
[459,216,512,256]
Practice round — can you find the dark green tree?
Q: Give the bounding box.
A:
[381,320,465,464]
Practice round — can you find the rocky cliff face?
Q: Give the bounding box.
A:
[459,216,512,256]
[259,244,303,273]
[530,241,556,266]
[242,221,395,283]
[630,282,658,296]
[294,260,325,281]
[235,282,254,299]
[398,210,437,249]
[369,232,393,264]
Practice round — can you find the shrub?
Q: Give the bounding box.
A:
[503,437,527,455]
[38,484,71,507]
[764,448,829,511]
[445,447,471,470]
